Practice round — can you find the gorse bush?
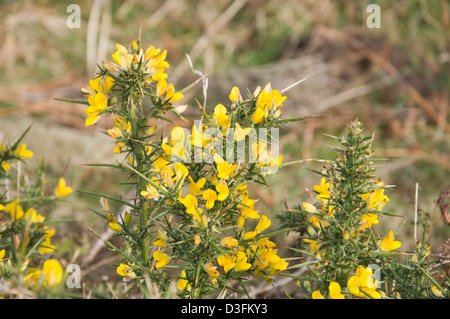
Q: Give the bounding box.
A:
[0,127,72,298]
[279,120,450,299]
[72,35,306,298]
[3,33,447,300]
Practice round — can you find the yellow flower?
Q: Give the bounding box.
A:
[202,188,217,209]
[217,254,236,273]
[177,270,191,292]
[141,183,160,200]
[269,258,288,275]
[39,229,56,254]
[360,213,379,230]
[329,281,345,299]
[303,239,320,253]
[312,291,325,299]
[213,103,230,128]
[216,161,232,180]
[156,79,183,103]
[215,181,229,201]
[113,141,126,154]
[191,123,211,147]
[234,251,252,272]
[174,163,188,183]
[0,249,5,261]
[308,215,330,230]
[43,259,63,287]
[55,177,73,197]
[256,89,286,111]
[16,143,33,158]
[103,75,115,93]
[255,215,271,234]
[221,236,238,248]
[108,117,131,138]
[25,208,45,224]
[189,176,206,196]
[194,234,202,246]
[124,211,132,223]
[431,285,444,297]
[312,282,345,299]
[180,193,199,215]
[252,88,286,124]
[302,202,317,213]
[233,123,251,141]
[4,199,24,221]
[361,185,389,211]
[117,263,136,278]
[251,107,265,124]
[84,91,108,126]
[237,197,260,226]
[153,231,169,248]
[112,44,132,69]
[347,265,381,299]
[106,213,122,232]
[380,230,402,251]
[314,177,332,201]
[204,262,219,285]
[24,268,42,286]
[81,77,102,96]
[153,251,170,269]
[229,86,243,103]
[1,161,10,171]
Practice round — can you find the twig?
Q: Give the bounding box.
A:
[414,182,419,243]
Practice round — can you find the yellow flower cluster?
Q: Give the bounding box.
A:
[312,265,381,299]
[251,84,286,124]
[81,41,184,127]
[1,137,71,294]
[81,76,114,126]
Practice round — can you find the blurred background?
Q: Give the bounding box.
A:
[0,0,449,297]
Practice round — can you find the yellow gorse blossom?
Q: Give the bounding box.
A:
[229,86,243,103]
[221,236,239,248]
[379,230,402,251]
[16,143,33,158]
[141,182,160,200]
[189,176,206,196]
[203,188,218,209]
[153,251,170,269]
[234,251,252,272]
[215,181,229,201]
[361,183,389,211]
[217,254,236,273]
[156,79,183,103]
[347,265,381,299]
[360,213,379,230]
[3,199,24,221]
[42,259,63,287]
[153,231,169,248]
[251,87,286,124]
[25,208,45,224]
[106,213,122,232]
[243,214,271,240]
[55,178,73,197]
[84,91,108,126]
[314,177,332,202]
[117,263,136,278]
[312,281,345,299]
[204,262,219,285]
[213,103,230,128]
[38,228,56,254]
[177,270,191,292]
